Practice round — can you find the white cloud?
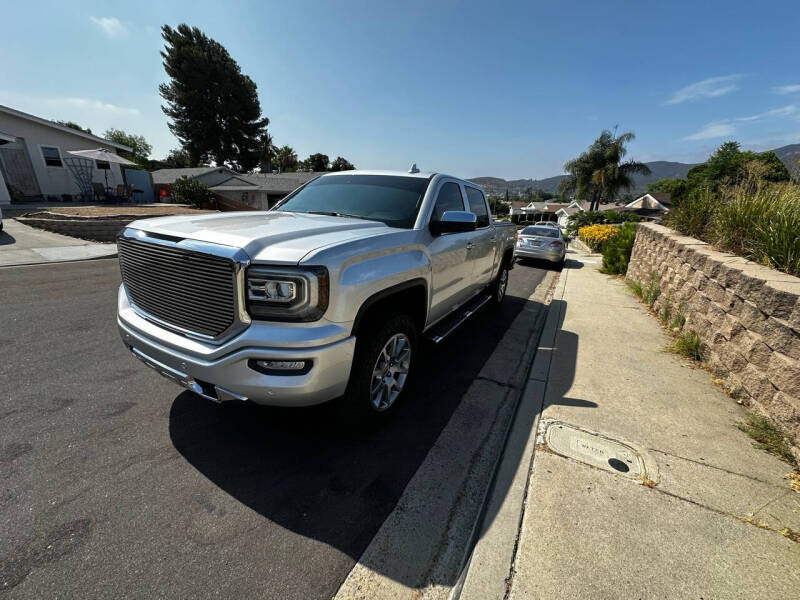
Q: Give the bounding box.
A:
[736,104,798,122]
[666,75,742,105]
[682,121,736,141]
[0,91,139,116]
[773,84,800,95]
[90,16,126,38]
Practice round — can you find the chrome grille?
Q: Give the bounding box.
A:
[118,236,237,338]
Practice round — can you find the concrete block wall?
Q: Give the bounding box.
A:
[627,223,800,454]
[17,217,132,243]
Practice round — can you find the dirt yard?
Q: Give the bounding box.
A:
[40,205,214,217]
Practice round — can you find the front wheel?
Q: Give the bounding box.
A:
[343,314,417,418]
[490,260,510,307]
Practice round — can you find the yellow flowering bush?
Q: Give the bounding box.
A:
[578,224,618,251]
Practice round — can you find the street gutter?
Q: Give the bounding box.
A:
[452,264,569,600]
[334,268,559,600]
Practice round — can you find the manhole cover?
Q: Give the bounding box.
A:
[544,422,644,478]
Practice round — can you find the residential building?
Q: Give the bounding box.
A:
[0,104,131,206]
[150,167,322,209]
[554,200,586,228]
[623,193,672,219]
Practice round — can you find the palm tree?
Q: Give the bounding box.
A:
[560,130,651,211]
[273,145,298,173]
[257,129,277,173]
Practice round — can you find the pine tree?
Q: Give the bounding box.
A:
[159,24,268,172]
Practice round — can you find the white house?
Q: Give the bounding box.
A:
[554,200,586,228]
[0,104,132,206]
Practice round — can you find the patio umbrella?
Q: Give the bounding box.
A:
[67,148,136,191]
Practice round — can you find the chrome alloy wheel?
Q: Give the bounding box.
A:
[370,333,411,411]
[497,267,508,302]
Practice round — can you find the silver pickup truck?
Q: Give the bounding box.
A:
[117,170,516,417]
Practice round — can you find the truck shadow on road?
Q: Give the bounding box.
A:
[167,265,580,591]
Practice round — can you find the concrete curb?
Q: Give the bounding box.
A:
[452,268,569,600]
[333,270,559,600]
[0,252,118,268]
[568,237,596,255]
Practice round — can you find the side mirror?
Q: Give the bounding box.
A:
[430,211,477,235]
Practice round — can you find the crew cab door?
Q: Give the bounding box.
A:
[426,180,475,324]
[463,186,496,290]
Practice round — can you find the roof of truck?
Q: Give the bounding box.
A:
[318,170,484,191]
[319,169,435,179]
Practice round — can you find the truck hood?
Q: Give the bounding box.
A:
[127,211,390,264]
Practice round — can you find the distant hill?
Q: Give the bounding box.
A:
[470,144,800,198]
[470,161,695,197]
[772,143,800,177]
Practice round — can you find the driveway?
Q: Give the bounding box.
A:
[0,259,548,599]
[0,218,116,267]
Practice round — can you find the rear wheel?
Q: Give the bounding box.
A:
[490,259,510,307]
[343,314,417,418]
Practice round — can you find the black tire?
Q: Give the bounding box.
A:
[490,258,510,307]
[343,314,418,419]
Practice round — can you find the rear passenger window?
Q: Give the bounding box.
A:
[431,182,465,221]
[465,187,489,228]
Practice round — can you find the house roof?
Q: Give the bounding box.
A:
[625,193,672,212]
[150,167,237,184]
[240,172,323,193]
[540,203,570,213]
[555,204,583,216]
[209,185,261,192]
[0,104,132,151]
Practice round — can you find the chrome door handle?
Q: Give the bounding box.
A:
[466,242,474,250]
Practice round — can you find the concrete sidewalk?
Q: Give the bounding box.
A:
[0,218,116,267]
[459,250,799,599]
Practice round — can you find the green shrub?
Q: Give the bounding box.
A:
[712,176,777,256]
[669,301,687,331]
[626,279,643,298]
[660,291,673,325]
[600,222,637,275]
[738,413,797,467]
[642,272,661,307]
[566,211,606,237]
[172,176,215,207]
[603,210,641,224]
[665,167,800,277]
[664,187,715,240]
[672,329,702,361]
[756,207,800,276]
[566,209,640,237]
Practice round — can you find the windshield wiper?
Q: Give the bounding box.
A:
[306,211,374,221]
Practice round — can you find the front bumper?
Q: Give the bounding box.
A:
[118,286,355,406]
[514,244,565,263]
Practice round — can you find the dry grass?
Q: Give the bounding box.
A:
[738,413,798,468]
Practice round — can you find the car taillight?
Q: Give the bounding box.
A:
[550,241,563,247]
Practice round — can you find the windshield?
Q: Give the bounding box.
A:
[273,174,431,229]
[521,226,560,238]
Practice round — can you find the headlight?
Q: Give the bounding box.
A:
[245,266,329,321]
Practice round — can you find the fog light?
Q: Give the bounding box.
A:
[250,359,312,375]
[257,360,306,370]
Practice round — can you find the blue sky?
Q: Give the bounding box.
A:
[2,0,799,179]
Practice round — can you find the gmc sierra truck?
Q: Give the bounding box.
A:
[117,170,516,417]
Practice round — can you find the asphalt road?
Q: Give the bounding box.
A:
[0,257,547,599]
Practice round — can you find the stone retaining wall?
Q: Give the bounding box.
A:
[627,223,800,455]
[17,216,132,243]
